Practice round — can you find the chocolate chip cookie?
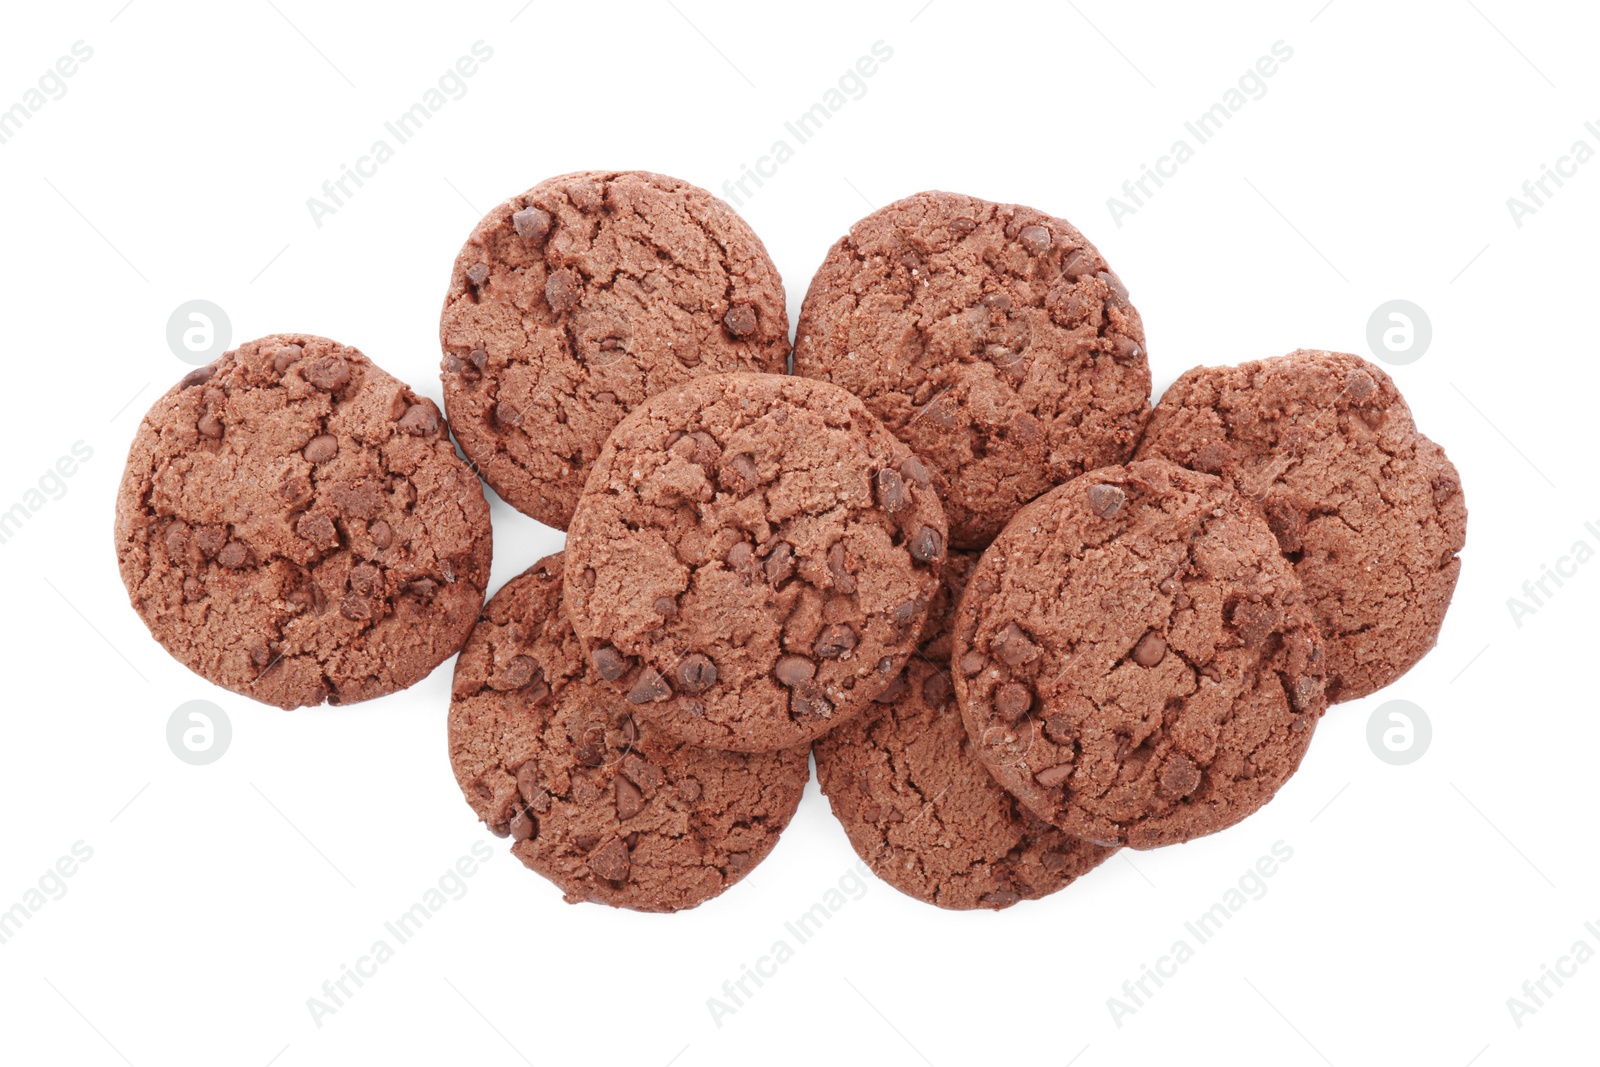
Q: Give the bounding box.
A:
[954,459,1326,849]
[815,551,1115,909]
[440,170,790,530]
[450,554,808,912]
[793,190,1151,549]
[563,373,949,753]
[1135,350,1467,702]
[115,335,492,709]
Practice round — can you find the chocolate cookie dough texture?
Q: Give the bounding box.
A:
[564,373,949,753]
[115,335,492,709]
[440,170,790,530]
[954,460,1327,850]
[450,555,808,912]
[1135,350,1467,702]
[816,552,1115,909]
[794,190,1151,549]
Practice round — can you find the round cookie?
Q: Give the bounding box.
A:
[953,459,1327,850]
[564,373,949,753]
[439,170,790,530]
[449,554,808,912]
[115,335,492,709]
[794,190,1151,549]
[1135,350,1467,702]
[815,552,1115,909]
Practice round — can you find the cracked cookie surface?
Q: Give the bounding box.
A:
[815,551,1115,909]
[564,373,948,753]
[439,170,790,530]
[449,554,808,912]
[793,190,1151,549]
[115,334,492,709]
[1135,350,1466,703]
[953,459,1326,849]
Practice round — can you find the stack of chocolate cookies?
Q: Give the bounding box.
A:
[115,173,1467,913]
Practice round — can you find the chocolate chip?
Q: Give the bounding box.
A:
[791,682,833,720]
[1347,369,1378,399]
[653,596,679,618]
[959,650,987,675]
[397,403,439,436]
[982,291,1012,310]
[948,216,977,234]
[994,622,1039,667]
[1231,601,1280,647]
[764,541,796,584]
[494,401,523,428]
[1062,250,1097,279]
[592,646,627,681]
[180,364,217,389]
[921,671,951,708]
[723,303,759,337]
[774,655,816,687]
[369,519,393,549]
[1160,754,1202,796]
[545,268,580,312]
[278,473,312,505]
[193,525,225,558]
[1097,270,1130,304]
[405,578,438,600]
[303,434,338,464]
[899,455,933,488]
[574,723,607,767]
[1018,224,1052,254]
[718,453,760,496]
[995,682,1032,722]
[304,357,351,392]
[872,671,908,704]
[297,515,340,556]
[725,541,753,574]
[620,753,663,793]
[340,593,374,622]
[587,838,631,882]
[162,522,189,558]
[813,624,858,660]
[1087,483,1126,518]
[1043,713,1075,745]
[508,808,537,841]
[615,776,646,820]
[1035,763,1074,788]
[217,541,249,569]
[891,598,925,628]
[909,525,944,563]
[676,653,717,694]
[272,345,303,373]
[249,640,272,667]
[627,669,672,704]
[512,205,553,244]
[875,468,908,513]
[502,655,539,690]
[1132,632,1167,667]
[196,412,224,440]
[465,262,489,287]
[827,542,857,594]
[980,889,1022,908]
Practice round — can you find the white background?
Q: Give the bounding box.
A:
[1,1,1595,1064]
